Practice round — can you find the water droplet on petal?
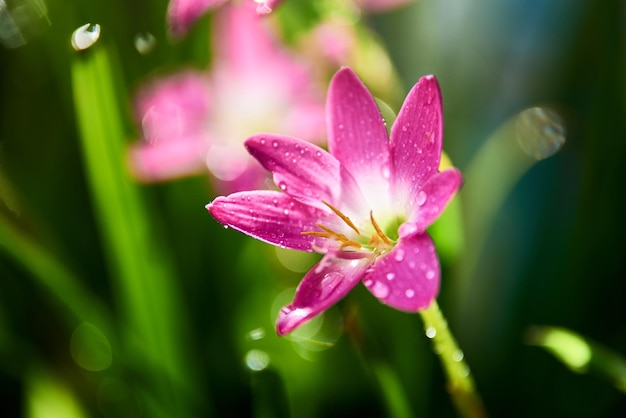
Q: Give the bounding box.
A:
[72,23,101,51]
[416,191,427,206]
[260,138,266,145]
[369,281,390,299]
[223,225,229,229]
[283,209,290,215]
[386,272,395,281]
[381,163,391,179]
[426,270,435,280]
[279,182,287,191]
[272,141,279,148]
[405,289,415,298]
[315,151,322,158]
[319,272,344,299]
[425,326,436,338]
[394,249,405,262]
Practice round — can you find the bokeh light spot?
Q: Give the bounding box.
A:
[245,349,270,371]
[515,107,565,160]
[69,322,112,372]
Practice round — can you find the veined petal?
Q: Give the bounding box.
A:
[363,234,439,311]
[400,168,463,236]
[327,67,391,212]
[390,75,443,201]
[276,256,372,335]
[206,191,331,251]
[245,134,367,215]
[167,0,228,38]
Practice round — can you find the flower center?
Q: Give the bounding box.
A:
[302,201,395,255]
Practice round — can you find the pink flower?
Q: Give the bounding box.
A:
[129,3,325,193]
[206,67,462,335]
[167,0,283,38]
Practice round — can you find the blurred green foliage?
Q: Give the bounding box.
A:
[0,0,625,417]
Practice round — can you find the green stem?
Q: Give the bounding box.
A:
[419,301,486,418]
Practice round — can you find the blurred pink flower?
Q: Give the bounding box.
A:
[167,0,282,37]
[207,67,462,335]
[129,3,325,193]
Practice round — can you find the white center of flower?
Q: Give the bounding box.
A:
[302,201,398,256]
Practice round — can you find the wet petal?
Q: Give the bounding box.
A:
[390,75,443,199]
[363,234,439,311]
[400,168,463,237]
[245,134,367,214]
[327,67,391,212]
[276,256,371,335]
[167,0,228,38]
[206,191,331,251]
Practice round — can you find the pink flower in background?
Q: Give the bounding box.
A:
[207,67,462,335]
[167,0,283,37]
[129,3,325,193]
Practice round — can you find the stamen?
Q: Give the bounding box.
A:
[370,211,392,246]
[302,223,362,249]
[322,201,360,235]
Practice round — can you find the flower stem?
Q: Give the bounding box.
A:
[419,301,487,418]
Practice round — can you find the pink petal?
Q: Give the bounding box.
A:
[167,0,228,38]
[134,71,209,142]
[127,135,208,182]
[363,234,439,311]
[276,256,372,335]
[212,161,268,196]
[399,168,463,237]
[206,191,332,251]
[214,2,283,78]
[327,68,391,209]
[245,134,367,215]
[255,0,283,14]
[212,3,325,142]
[390,75,443,201]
